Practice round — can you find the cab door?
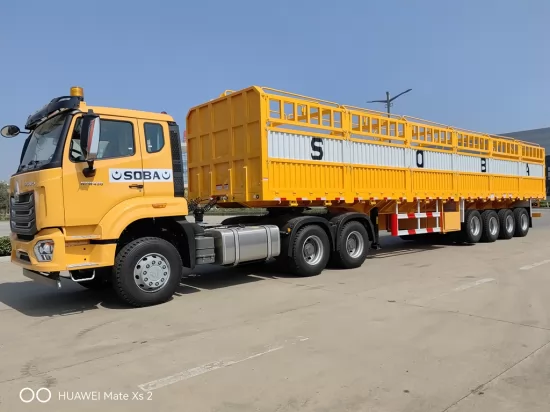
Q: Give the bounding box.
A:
[63,114,144,228]
[137,120,174,198]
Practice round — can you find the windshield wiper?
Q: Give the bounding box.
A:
[20,160,41,172]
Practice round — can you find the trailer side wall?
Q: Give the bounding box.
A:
[186,87,545,206]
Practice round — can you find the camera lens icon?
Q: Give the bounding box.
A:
[20,387,52,403]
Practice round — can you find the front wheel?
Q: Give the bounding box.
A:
[288,225,330,277]
[114,237,182,307]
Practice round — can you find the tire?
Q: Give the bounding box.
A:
[70,267,112,290]
[113,237,182,307]
[513,208,530,237]
[480,210,499,243]
[460,210,483,243]
[330,221,370,269]
[497,209,515,240]
[288,225,330,277]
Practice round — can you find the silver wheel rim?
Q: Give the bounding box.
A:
[470,216,481,236]
[302,235,324,266]
[521,214,528,231]
[505,215,514,233]
[346,231,365,259]
[133,253,171,293]
[489,216,498,236]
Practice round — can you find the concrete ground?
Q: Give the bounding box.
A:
[0,221,9,237]
[1,213,550,411]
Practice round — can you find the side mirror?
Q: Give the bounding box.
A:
[1,125,21,138]
[79,113,101,177]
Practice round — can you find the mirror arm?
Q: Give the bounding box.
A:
[83,160,96,178]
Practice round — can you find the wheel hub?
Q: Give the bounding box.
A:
[133,253,171,293]
[302,235,324,266]
[521,214,528,231]
[488,216,498,235]
[345,231,365,258]
[470,216,481,236]
[506,215,514,232]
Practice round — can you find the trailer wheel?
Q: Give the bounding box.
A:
[497,209,515,240]
[513,208,529,237]
[480,210,500,242]
[330,221,370,269]
[113,237,182,307]
[288,225,330,277]
[460,210,483,243]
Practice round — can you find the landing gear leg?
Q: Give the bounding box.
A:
[370,207,381,250]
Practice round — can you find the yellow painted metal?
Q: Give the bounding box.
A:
[443,211,461,231]
[187,86,545,206]
[9,101,188,273]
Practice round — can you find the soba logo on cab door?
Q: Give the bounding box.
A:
[109,169,173,183]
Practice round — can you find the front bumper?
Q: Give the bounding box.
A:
[10,228,116,273]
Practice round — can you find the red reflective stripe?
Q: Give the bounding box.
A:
[407,213,416,219]
[391,214,399,236]
[408,229,416,235]
[427,228,434,233]
[426,212,434,218]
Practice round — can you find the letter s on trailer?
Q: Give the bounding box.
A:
[2,85,545,307]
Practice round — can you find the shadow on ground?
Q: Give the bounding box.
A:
[0,235,463,317]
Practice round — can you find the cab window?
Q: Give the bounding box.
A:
[69,118,135,162]
[144,122,165,153]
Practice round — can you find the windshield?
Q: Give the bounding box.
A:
[18,113,69,172]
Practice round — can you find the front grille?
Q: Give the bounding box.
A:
[10,191,37,236]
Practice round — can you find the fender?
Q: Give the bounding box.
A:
[329,212,374,251]
[280,215,336,257]
[174,218,203,269]
[96,196,189,239]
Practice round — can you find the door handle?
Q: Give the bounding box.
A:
[129,184,144,189]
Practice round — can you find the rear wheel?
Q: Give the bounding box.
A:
[498,209,515,239]
[288,225,330,277]
[114,237,182,307]
[330,221,370,269]
[513,208,529,237]
[460,210,482,243]
[480,210,499,242]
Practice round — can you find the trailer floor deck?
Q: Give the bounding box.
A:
[1,214,550,411]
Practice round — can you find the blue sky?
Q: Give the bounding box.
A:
[1,0,549,179]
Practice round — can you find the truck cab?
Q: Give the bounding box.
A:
[3,87,193,305]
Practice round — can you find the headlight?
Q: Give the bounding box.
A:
[34,240,54,262]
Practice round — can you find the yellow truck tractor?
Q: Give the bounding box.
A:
[2,86,545,307]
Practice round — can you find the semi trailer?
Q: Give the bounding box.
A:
[1,86,545,307]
